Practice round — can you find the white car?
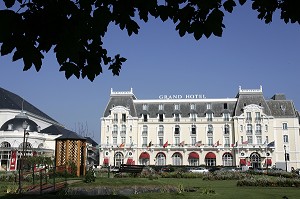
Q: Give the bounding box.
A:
[189,167,209,173]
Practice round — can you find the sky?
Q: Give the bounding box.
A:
[1,2,300,144]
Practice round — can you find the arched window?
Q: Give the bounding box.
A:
[250,152,261,169]
[1,142,11,148]
[222,153,233,166]
[156,153,166,166]
[205,152,216,166]
[114,152,124,167]
[172,153,182,165]
[188,152,199,166]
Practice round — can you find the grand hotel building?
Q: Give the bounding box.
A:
[99,86,300,171]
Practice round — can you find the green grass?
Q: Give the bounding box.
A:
[1,177,300,199]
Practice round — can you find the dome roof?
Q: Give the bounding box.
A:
[0,113,39,132]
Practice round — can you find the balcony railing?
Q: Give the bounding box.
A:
[246,130,253,135]
[255,130,262,135]
[246,117,252,122]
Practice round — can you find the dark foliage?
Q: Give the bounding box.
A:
[0,0,299,81]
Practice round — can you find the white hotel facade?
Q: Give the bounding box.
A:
[99,86,300,171]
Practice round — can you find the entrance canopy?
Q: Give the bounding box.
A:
[188,152,199,159]
[139,152,150,159]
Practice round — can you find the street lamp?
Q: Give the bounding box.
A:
[18,120,28,193]
[284,145,287,172]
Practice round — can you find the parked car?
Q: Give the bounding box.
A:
[189,167,209,173]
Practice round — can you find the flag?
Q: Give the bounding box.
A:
[263,140,267,146]
[242,140,248,145]
[267,141,275,147]
[147,141,152,148]
[179,141,185,147]
[195,141,202,147]
[9,150,17,171]
[214,140,220,147]
[231,141,238,147]
[119,143,125,148]
[130,142,134,148]
[163,141,168,148]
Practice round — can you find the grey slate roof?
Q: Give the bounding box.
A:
[104,89,298,119]
[40,125,86,140]
[85,137,98,146]
[0,87,58,123]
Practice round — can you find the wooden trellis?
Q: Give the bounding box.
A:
[55,139,86,176]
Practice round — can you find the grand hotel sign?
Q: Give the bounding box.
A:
[158,94,205,99]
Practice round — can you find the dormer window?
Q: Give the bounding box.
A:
[8,124,13,130]
[142,104,148,111]
[174,104,180,110]
[159,104,164,110]
[190,104,196,110]
[206,103,211,109]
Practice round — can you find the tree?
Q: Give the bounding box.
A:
[0,0,299,81]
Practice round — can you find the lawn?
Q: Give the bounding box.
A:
[1,176,300,199]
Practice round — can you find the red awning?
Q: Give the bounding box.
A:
[103,158,109,164]
[139,152,150,159]
[126,158,134,165]
[205,152,216,159]
[188,152,199,159]
[240,159,246,165]
[265,159,272,166]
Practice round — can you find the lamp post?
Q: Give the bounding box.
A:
[18,120,28,193]
[284,145,287,172]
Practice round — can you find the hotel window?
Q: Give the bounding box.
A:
[113,137,117,145]
[142,104,148,110]
[120,125,126,135]
[122,113,126,122]
[159,104,164,110]
[208,137,213,146]
[206,103,211,109]
[256,136,262,144]
[255,112,261,121]
[282,123,288,130]
[112,125,118,136]
[142,125,148,136]
[129,136,132,144]
[191,125,196,135]
[240,125,243,132]
[174,104,180,110]
[246,124,252,134]
[174,125,180,135]
[175,137,180,145]
[241,136,244,143]
[142,137,148,147]
[265,136,269,144]
[158,125,164,136]
[265,124,268,132]
[191,137,196,145]
[190,113,197,122]
[159,137,164,146]
[174,113,180,122]
[107,125,109,132]
[172,153,182,165]
[207,125,213,134]
[130,125,132,132]
[190,104,196,110]
[106,136,109,145]
[224,103,228,109]
[207,113,213,121]
[247,136,253,144]
[246,112,252,121]
[224,124,230,135]
[143,114,148,122]
[113,113,118,122]
[256,124,262,134]
[121,136,126,144]
[285,153,290,161]
[223,113,230,121]
[283,135,289,143]
[159,114,164,122]
[224,137,230,147]
[222,153,233,166]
